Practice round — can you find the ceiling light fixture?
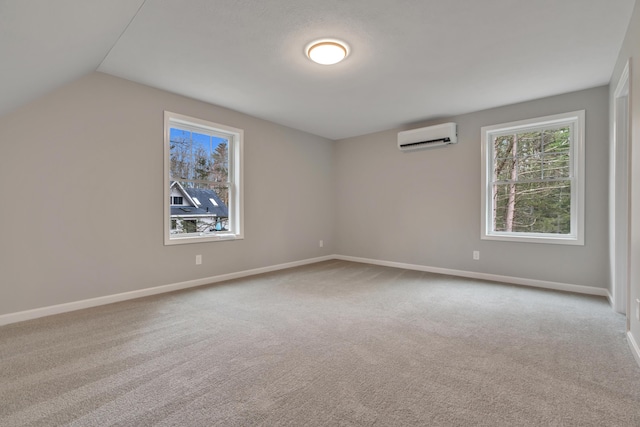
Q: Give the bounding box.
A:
[306,39,349,65]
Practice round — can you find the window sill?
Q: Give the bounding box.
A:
[164,233,244,246]
[481,232,583,246]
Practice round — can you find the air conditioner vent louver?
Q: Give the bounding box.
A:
[398,122,457,151]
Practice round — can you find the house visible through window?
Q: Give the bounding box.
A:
[164,111,243,245]
[183,219,197,233]
[481,110,584,245]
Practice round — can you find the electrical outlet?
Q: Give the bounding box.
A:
[196,254,202,265]
[319,240,324,248]
[473,251,480,260]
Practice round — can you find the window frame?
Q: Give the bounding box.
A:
[480,110,585,245]
[164,111,244,245]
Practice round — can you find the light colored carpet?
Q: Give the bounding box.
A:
[1,260,639,426]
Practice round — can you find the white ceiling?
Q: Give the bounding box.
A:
[1,0,635,140]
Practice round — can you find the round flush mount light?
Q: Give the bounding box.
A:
[306,39,349,65]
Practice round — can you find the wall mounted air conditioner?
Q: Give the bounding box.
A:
[397,122,457,151]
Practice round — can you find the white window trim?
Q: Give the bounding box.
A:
[164,111,244,245]
[480,110,585,245]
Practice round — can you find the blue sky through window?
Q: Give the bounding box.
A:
[170,128,228,155]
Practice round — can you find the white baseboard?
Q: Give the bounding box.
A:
[606,291,614,307]
[334,254,609,297]
[0,255,334,326]
[0,253,610,327]
[627,331,640,368]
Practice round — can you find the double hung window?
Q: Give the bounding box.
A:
[481,111,584,245]
[164,111,243,245]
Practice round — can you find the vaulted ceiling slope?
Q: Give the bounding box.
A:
[1,0,636,140]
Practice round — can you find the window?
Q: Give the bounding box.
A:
[183,219,197,233]
[481,110,584,245]
[164,111,243,245]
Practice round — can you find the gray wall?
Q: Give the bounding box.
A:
[610,1,640,348]
[0,72,613,318]
[334,86,610,288]
[0,72,335,315]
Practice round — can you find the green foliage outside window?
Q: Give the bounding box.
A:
[492,127,571,234]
